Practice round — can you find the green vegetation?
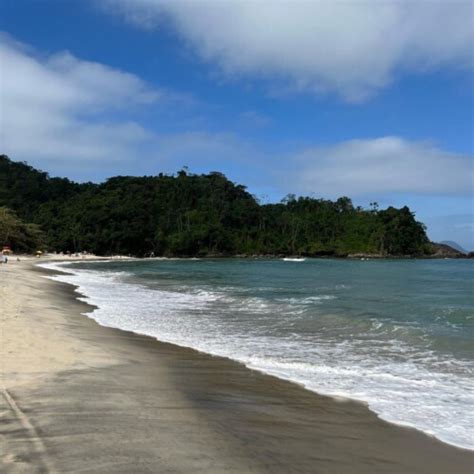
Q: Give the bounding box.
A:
[0,207,45,253]
[0,155,430,256]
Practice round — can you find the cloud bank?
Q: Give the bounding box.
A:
[1,34,471,198]
[0,34,159,174]
[104,0,473,101]
[0,34,257,180]
[285,137,473,197]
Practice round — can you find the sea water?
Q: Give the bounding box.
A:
[41,258,473,449]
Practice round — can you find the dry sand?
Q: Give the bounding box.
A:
[0,258,472,473]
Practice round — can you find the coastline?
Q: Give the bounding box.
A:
[1,259,472,473]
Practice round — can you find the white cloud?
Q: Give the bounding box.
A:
[1,34,471,200]
[284,137,473,196]
[239,110,272,128]
[103,0,473,101]
[0,34,159,174]
[0,34,259,180]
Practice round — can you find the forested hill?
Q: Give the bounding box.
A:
[0,154,431,257]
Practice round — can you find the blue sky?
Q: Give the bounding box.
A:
[1,0,473,249]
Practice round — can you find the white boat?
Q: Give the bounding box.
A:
[282,257,306,262]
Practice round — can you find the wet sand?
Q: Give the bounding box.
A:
[1,260,472,473]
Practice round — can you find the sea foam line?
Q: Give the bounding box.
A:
[38,261,474,451]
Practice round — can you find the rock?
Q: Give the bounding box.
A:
[440,241,467,254]
[347,253,383,259]
[429,242,465,258]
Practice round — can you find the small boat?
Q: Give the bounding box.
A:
[283,257,306,262]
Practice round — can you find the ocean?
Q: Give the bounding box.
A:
[42,258,473,450]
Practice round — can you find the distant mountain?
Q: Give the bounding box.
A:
[440,241,467,254]
[430,243,464,258]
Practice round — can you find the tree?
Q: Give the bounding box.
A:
[0,155,432,257]
[0,207,45,252]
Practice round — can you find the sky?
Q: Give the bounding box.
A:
[0,0,473,249]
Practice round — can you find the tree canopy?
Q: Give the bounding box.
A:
[0,206,45,253]
[0,155,431,256]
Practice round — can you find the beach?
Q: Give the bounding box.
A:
[1,259,472,473]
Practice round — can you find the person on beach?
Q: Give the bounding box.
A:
[1,252,8,264]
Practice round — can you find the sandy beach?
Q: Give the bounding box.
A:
[0,258,472,473]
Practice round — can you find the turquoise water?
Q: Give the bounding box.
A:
[43,258,473,449]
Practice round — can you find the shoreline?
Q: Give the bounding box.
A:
[41,257,474,452]
[39,252,473,260]
[36,258,473,451]
[1,259,472,472]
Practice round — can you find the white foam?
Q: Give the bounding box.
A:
[39,261,474,450]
